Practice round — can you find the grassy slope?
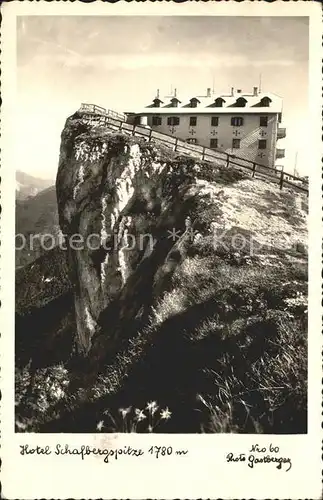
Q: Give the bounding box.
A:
[82,178,307,434]
[15,247,74,370]
[15,158,308,434]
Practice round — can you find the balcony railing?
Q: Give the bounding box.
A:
[276,148,285,159]
[277,127,286,139]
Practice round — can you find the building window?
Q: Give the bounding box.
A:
[189,116,197,127]
[232,139,241,149]
[211,116,219,127]
[152,116,162,126]
[167,116,180,126]
[186,138,197,144]
[259,116,268,127]
[231,116,244,127]
[133,116,141,125]
[210,138,218,149]
[258,139,267,149]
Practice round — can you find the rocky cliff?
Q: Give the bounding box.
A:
[56,113,218,358]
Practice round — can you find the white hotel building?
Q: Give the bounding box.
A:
[126,87,286,169]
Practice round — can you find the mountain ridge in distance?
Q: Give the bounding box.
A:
[16,170,54,201]
[16,172,59,268]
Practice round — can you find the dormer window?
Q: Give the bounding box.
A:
[214,97,225,107]
[189,98,200,108]
[170,98,179,108]
[260,96,272,107]
[152,98,163,108]
[235,97,247,107]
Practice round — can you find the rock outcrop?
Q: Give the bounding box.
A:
[56,113,201,356]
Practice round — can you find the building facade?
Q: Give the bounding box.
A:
[125,87,286,169]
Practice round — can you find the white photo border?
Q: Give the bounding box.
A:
[1,1,322,499]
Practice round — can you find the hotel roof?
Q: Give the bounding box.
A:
[126,90,283,115]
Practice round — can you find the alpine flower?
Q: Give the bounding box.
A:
[135,408,147,422]
[119,407,131,418]
[146,401,158,415]
[96,420,104,431]
[160,407,172,420]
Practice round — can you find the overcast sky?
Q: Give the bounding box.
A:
[17,16,309,179]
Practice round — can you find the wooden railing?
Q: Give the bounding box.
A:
[78,103,126,122]
[77,111,308,195]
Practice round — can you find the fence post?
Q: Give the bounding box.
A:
[279,170,284,190]
[201,147,206,161]
[174,138,178,152]
[252,162,256,178]
[149,128,153,142]
[119,120,123,131]
[226,154,230,168]
[132,124,136,135]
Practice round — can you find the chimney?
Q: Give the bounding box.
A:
[174,88,177,97]
[206,87,211,97]
[231,87,234,96]
[157,88,160,98]
[253,86,258,96]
